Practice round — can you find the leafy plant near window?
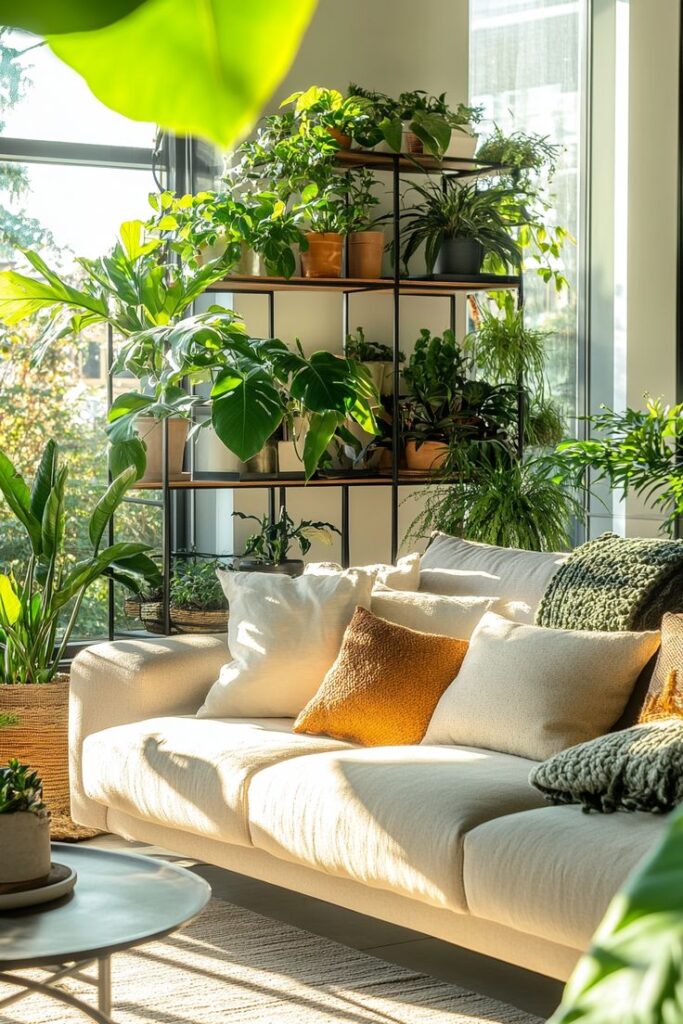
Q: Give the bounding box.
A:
[345,326,404,364]
[0,758,45,814]
[464,298,547,389]
[400,180,522,274]
[552,398,683,536]
[0,440,161,684]
[407,449,579,551]
[280,86,371,144]
[233,507,340,564]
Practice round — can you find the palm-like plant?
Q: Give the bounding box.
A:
[400,180,522,274]
[0,441,161,683]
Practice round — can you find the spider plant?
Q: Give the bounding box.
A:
[464,299,547,389]
[400,180,522,274]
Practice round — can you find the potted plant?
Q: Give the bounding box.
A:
[345,167,386,279]
[232,507,341,576]
[298,178,349,278]
[280,86,370,151]
[0,759,50,895]
[400,179,522,276]
[0,441,160,829]
[476,127,561,179]
[346,84,402,151]
[345,326,404,397]
[464,299,547,389]
[401,328,469,470]
[396,90,459,158]
[445,103,485,159]
[132,558,229,634]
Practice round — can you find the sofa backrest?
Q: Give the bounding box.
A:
[419,534,568,624]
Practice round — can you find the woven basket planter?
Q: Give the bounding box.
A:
[0,676,98,842]
[139,602,228,635]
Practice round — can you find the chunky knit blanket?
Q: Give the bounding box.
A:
[536,532,683,632]
[529,720,683,813]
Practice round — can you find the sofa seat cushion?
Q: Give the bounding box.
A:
[82,716,353,846]
[463,805,668,951]
[247,745,547,913]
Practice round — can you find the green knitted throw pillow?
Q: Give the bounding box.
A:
[536,532,683,632]
[530,720,683,814]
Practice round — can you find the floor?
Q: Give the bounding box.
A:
[87,833,564,1020]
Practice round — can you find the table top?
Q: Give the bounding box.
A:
[0,843,211,969]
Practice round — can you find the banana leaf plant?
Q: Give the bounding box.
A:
[0,441,161,684]
[108,310,380,479]
[550,802,683,1024]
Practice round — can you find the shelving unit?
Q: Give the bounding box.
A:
[108,150,522,639]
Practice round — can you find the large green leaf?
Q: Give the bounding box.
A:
[303,411,340,479]
[0,255,107,326]
[0,448,42,554]
[290,352,357,414]
[48,0,318,150]
[55,542,153,610]
[0,575,21,628]
[0,0,146,33]
[41,465,68,562]
[551,804,683,1024]
[29,439,58,525]
[88,466,137,549]
[211,367,283,462]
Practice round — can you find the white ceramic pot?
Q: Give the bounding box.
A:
[0,811,51,893]
[136,417,189,484]
[446,132,479,160]
[193,421,242,480]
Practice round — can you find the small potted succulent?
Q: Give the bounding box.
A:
[345,327,404,397]
[0,759,51,895]
[232,507,341,576]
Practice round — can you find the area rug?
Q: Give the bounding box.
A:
[0,898,542,1024]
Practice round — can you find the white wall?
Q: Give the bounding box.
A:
[228,0,472,565]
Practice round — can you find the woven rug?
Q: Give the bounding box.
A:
[1,898,542,1024]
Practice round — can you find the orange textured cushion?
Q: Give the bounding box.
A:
[293,606,469,746]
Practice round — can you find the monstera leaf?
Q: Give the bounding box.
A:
[37,0,318,149]
[550,804,683,1024]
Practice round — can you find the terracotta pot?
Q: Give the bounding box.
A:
[405,440,448,472]
[348,230,385,279]
[301,232,344,278]
[0,677,69,816]
[329,127,352,150]
[0,811,51,894]
[136,417,189,483]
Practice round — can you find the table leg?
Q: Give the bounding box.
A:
[97,956,112,1016]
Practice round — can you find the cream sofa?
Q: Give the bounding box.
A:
[69,539,669,982]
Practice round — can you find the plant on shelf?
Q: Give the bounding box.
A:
[296,176,351,278]
[345,326,404,398]
[464,298,547,389]
[396,91,485,158]
[551,398,683,537]
[0,758,51,895]
[346,84,401,149]
[400,179,522,277]
[344,167,386,279]
[525,395,566,448]
[280,86,371,150]
[232,506,341,576]
[476,127,561,179]
[407,448,579,551]
[129,557,229,635]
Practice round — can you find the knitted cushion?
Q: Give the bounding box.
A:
[536,532,683,632]
[530,720,683,813]
[640,613,683,722]
[293,606,468,746]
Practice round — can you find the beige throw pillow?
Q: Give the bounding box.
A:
[197,569,374,719]
[370,589,495,641]
[423,612,661,761]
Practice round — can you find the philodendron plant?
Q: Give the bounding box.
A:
[0,441,161,684]
[234,506,340,565]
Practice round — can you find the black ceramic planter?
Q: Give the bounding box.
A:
[434,238,484,276]
[233,558,304,578]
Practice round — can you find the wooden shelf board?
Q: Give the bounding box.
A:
[207,274,520,296]
[333,149,510,177]
[131,475,433,491]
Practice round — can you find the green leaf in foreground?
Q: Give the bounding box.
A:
[0,0,146,34]
[47,0,318,149]
[550,804,683,1024]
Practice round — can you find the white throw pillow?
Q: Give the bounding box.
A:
[371,589,496,641]
[305,552,420,591]
[419,534,567,622]
[197,569,374,719]
[423,612,661,761]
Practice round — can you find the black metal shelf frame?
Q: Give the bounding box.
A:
[107,146,522,639]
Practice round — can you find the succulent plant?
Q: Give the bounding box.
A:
[0,758,46,815]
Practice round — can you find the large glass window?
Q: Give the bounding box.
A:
[0,31,161,642]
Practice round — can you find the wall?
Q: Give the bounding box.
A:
[203,0,472,566]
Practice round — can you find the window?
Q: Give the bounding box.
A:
[0,30,162,641]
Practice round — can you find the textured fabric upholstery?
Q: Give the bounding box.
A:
[370,589,495,639]
[463,805,667,950]
[81,716,353,845]
[247,744,547,912]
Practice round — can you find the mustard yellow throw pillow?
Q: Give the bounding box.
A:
[293,606,469,746]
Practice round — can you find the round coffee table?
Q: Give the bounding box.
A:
[0,842,210,1023]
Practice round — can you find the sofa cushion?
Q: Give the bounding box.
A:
[420,534,567,623]
[371,589,495,640]
[247,745,547,913]
[463,805,668,950]
[305,552,421,591]
[82,716,353,846]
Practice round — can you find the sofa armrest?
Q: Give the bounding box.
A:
[69,634,227,828]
